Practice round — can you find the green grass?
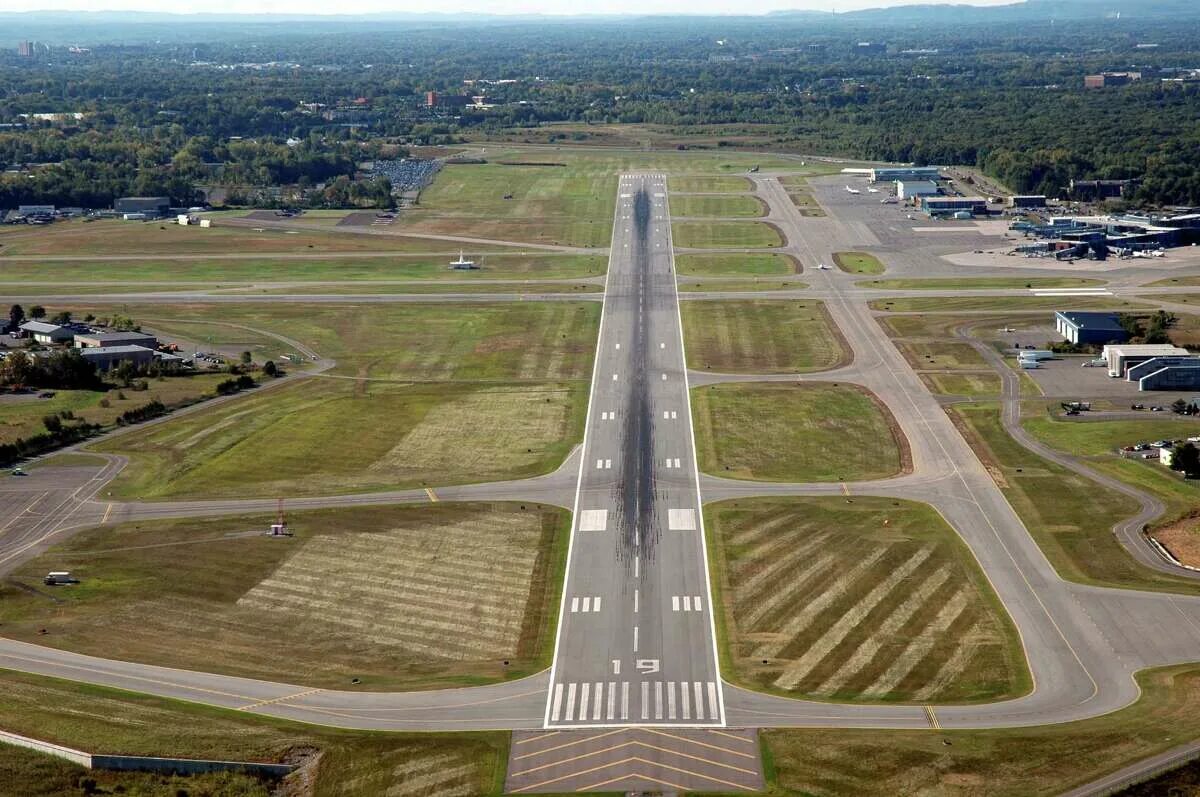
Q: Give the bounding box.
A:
[0,503,568,691]
[0,669,509,796]
[83,301,601,380]
[921,372,1003,397]
[1146,276,1200,287]
[691,383,906,482]
[674,253,797,277]
[678,279,806,293]
[0,374,231,445]
[0,254,608,284]
[403,161,615,247]
[96,380,586,499]
[950,402,1200,595]
[223,281,603,295]
[833,252,884,275]
[672,221,783,249]
[873,296,1155,312]
[669,194,766,218]
[681,300,847,373]
[668,175,754,193]
[762,664,1200,796]
[859,277,1107,290]
[705,497,1028,704]
[897,340,991,371]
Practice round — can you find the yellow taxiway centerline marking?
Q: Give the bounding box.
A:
[924,705,941,730]
[239,687,324,712]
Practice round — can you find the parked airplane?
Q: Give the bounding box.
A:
[845,185,861,195]
[867,187,881,193]
[998,326,1016,333]
[817,263,831,270]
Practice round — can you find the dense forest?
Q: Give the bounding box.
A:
[2,3,1200,207]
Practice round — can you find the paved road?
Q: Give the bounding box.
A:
[544,174,724,728]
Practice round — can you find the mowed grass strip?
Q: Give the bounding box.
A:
[951,402,1200,595]
[681,300,847,373]
[674,253,797,276]
[873,296,1154,312]
[668,175,753,193]
[921,372,1003,397]
[691,383,907,482]
[0,670,508,796]
[897,340,991,371]
[763,664,1200,796]
[402,161,615,247]
[96,380,586,499]
[706,497,1028,703]
[833,251,885,275]
[97,301,601,380]
[678,279,806,293]
[0,502,568,690]
[860,277,1106,290]
[0,254,607,285]
[669,194,766,218]
[672,220,783,249]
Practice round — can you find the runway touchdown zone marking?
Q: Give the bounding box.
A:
[578,510,608,532]
[668,508,697,531]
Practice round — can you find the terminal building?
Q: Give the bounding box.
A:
[1054,311,1131,345]
[920,196,988,217]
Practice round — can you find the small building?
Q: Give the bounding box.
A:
[1085,72,1142,89]
[1103,344,1192,378]
[1069,179,1140,201]
[896,180,938,200]
[869,166,941,183]
[114,197,170,217]
[921,196,988,216]
[73,331,158,350]
[78,345,157,371]
[1008,195,1048,209]
[16,204,55,217]
[19,321,74,345]
[1055,311,1131,345]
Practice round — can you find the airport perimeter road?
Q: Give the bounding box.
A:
[543,174,725,728]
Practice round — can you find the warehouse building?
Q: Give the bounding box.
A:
[1054,311,1131,345]
[74,331,158,350]
[18,321,74,345]
[1127,356,1200,391]
[78,345,157,371]
[921,196,988,217]
[896,180,938,200]
[1103,344,1192,378]
[869,166,941,183]
[1008,195,1048,209]
[114,197,170,217]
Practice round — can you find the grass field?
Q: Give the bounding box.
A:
[691,383,906,482]
[672,221,783,249]
[674,253,797,276]
[668,175,753,193]
[224,281,603,295]
[951,402,1200,595]
[0,669,508,796]
[0,218,478,257]
[0,254,608,284]
[0,373,230,445]
[860,277,1106,290]
[0,502,568,690]
[873,296,1155,312]
[92,301,600,380]
[97,379,586,499]
[763,664,1200,796]
[897,340,991,371]
[879,313,1043,340]
[669,194,766,218]
[778,177,826,217]
[403,161,615,247]
[678,279,806,292]
[681,300,847,373]
[921,372,1003,397]
[707,497,1027,703]
[833,251,884,275]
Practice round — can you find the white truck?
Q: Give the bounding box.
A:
[43,571,75,585]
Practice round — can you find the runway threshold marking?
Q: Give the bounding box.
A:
[239,687,324,711]
[924,704,941,730]
[424,487,438,502]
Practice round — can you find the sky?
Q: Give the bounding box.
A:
[3,0,1020,17]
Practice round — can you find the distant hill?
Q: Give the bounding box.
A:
[820,0,1200,23]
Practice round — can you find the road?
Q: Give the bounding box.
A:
[544,174,723,728]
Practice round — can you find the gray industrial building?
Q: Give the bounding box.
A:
[921,196,988,216]
[1127,356,1200,391]
[1054,311,1130,345]
[896,180,939,200]
[870,166,941,182]
[78,345,157,371]
[114,197,171,217]
[18,321,74,344]
[74,331,158,350]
